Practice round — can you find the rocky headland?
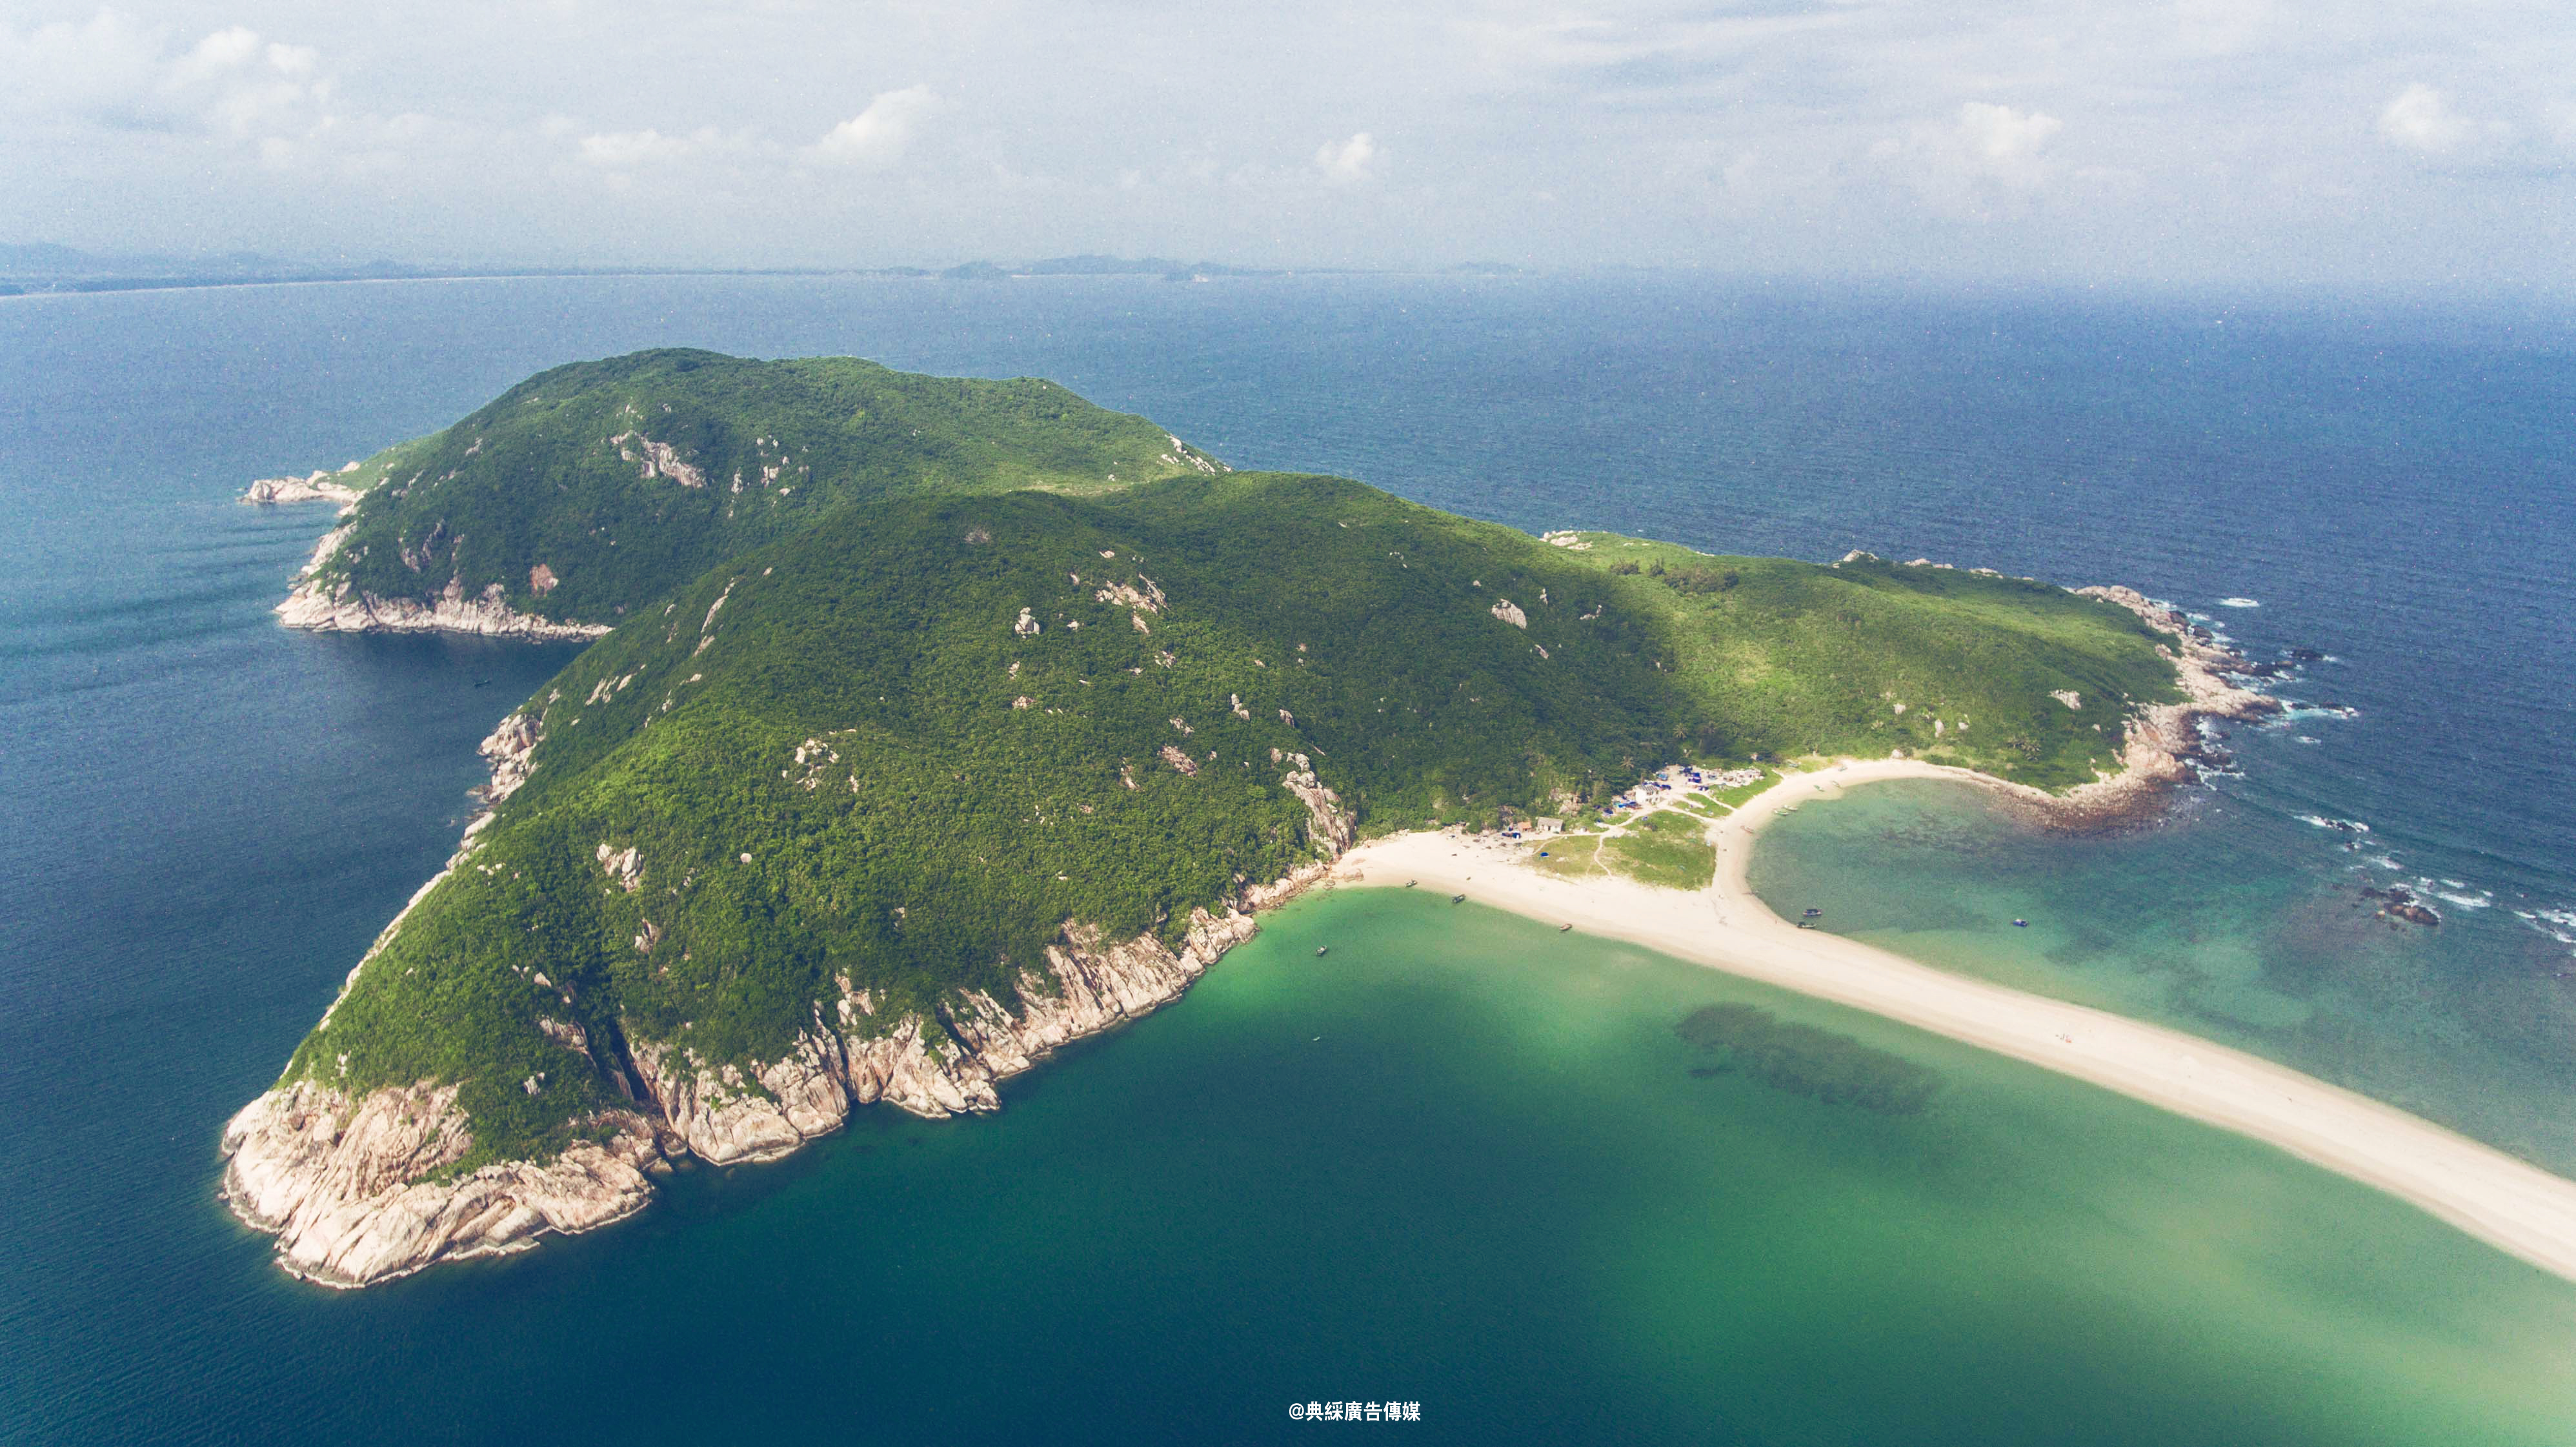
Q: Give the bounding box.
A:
[1802,560,2279,829]
[270,520,611,642]
[221,709,1348,1287]
[241,467,365,507]
[2050,584,2281,820]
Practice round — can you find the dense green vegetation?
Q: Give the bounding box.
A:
[272,357,2186,1170]
[1550,534,2177,791]
[305,350,1220,627]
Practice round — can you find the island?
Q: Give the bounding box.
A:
[247,350,1223,639]
[223,350,2279,1286]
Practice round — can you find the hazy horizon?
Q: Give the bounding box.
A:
[3,1,2573,290]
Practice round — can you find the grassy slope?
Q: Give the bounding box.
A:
[1545,532,2181,791]
[305,349,1217,627]
[1602,809,1718,889]
[283,472,2186,1170]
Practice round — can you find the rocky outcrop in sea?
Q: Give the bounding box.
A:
[2000,584,2280,825]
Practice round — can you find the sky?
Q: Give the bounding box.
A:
[1,0,2570,287]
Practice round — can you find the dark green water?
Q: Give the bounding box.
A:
[10,277,2576,1442]
[91,891,2576,1443]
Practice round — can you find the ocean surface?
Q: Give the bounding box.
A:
[3,274,2573,1443]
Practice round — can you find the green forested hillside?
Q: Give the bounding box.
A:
[281,470,2184,1169]
[299,349,1222,627]
[1540,532,2183,791]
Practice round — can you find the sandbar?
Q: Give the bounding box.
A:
[1333,759,2576,1286]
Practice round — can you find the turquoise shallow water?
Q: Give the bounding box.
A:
[52,889,2576,1444]
[1750,777,2576,1178]
[5,274,2575,1441]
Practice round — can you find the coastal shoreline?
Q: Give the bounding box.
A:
[1329,762,2576,1287]
[218,716,1352,1286]
[217,547,2280,1285]
[1913,580,2276,830]
[245,476,614,642]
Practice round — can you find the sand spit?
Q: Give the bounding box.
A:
[1334,760,2576,1288]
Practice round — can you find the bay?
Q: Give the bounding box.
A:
[4,273,2573,1442]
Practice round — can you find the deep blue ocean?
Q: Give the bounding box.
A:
[3,274,2573,1444]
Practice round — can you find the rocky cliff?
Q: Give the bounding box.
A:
[2025,585,2279,822]
[220,1082,661,1288]
[621,903,1271,1166]
[220,713,1345,1287]
[274,523,609,641]
[241,468,365,507]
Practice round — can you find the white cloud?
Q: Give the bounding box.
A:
[173,25,261,82]
[5,0,2575,283]
[0,10,335,143]
[266,43,319,79]
[1864,101,2068,220]
[0,11,168,125]
[1315,131,1378,183]
[1956,102,2061,165]
[810,85,939,168]
[2378,83,2472,154]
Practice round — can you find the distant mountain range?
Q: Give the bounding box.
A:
[0,244,1520,296]
[0,243,555,295]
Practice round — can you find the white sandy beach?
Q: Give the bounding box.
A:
[1332,759,2576,1287]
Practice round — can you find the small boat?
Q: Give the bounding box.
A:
[1560,924,1573,932]
[1451,893,1465,904]
[2012,919,2029,928]
[1802,908,1822,918]
[1316,946,1329,956]
[1405,880,1417,888]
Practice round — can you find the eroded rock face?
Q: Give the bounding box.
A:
[479,711,544,806]
[1988,585,2282,824]
[225,642,1361,1288]
[277,569,611,641]
[622,899,1276,1172]
[610,431,707,489]
[629,1036,844,1166]
[241,471,365,507]
[225,861,1337,1287]
[219,1080,659,1288]
[1280,756,1353,851]
[218,841,1347,1288]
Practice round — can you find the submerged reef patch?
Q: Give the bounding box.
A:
[1676,1004,1940,1116]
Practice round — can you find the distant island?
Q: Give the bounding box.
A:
[0,244,1391,298]
[221,350,2258,1287]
